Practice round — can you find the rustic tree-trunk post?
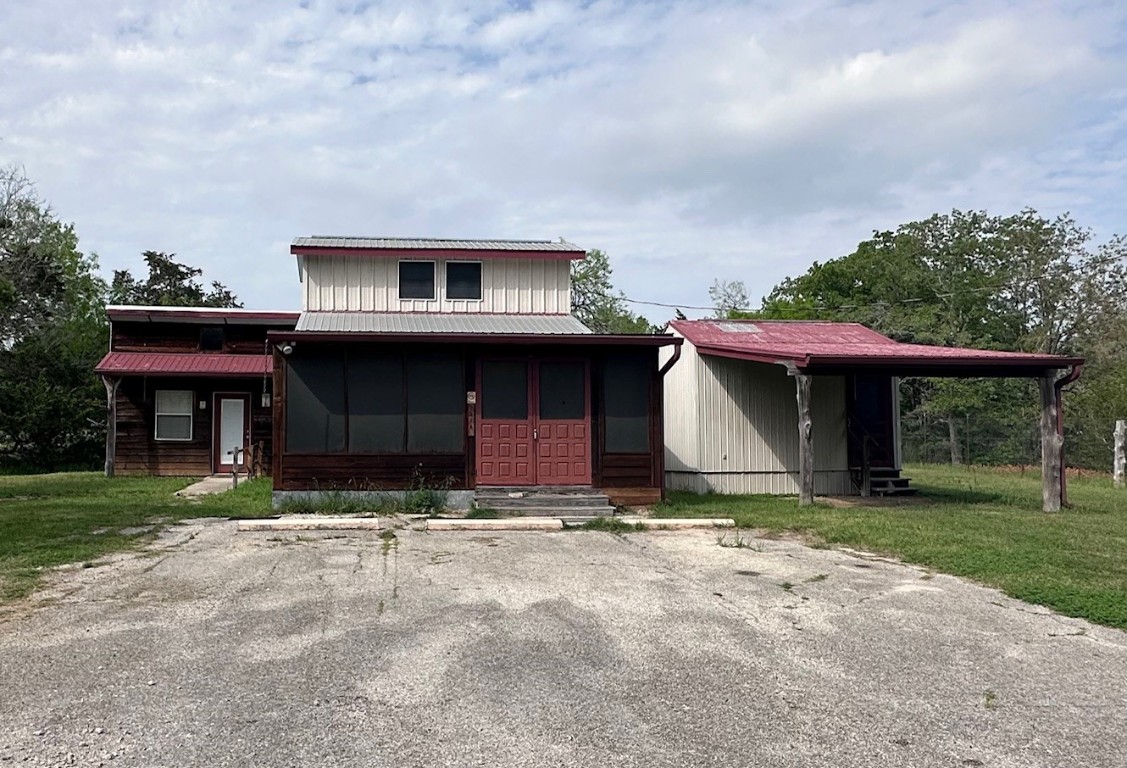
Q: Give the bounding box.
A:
[861,436,871,498]
[102,376,120,478]
[795,373,814,506]
[1114,420,1126,490]
[1040,374,1063,512]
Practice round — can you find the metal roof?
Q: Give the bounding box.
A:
[295,312,593,335]
[95,352,272,377]
[292,237,583,252]
[106,305,299,326]
[670,320,1083,376]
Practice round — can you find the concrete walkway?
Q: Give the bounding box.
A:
[175,474,246,497]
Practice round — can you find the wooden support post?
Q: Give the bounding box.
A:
[102,376,120,478]
[795,373,814,506]
[1114,420,1126,490]
[1039,374,1063,512]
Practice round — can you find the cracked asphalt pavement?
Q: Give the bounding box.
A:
[2,520,1126,767]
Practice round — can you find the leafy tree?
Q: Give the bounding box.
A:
[0,165,107,470]
[110,251,241,308]
[570,249,653,333]
[743,209,1127,468]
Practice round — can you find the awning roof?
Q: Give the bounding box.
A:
[295,312,593,335]
[670,320,1083,377]
[95,352,271,378]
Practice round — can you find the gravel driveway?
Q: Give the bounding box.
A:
[2,520,1125,767]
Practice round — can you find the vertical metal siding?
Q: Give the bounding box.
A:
[663,340,855,495]
[302,256,571,313]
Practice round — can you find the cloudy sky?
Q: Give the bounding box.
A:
[1,1,1124,319]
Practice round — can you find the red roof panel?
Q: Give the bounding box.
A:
[670,320,1082,373]
[95,352,271,377]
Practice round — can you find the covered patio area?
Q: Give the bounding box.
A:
[667,321,1083,512]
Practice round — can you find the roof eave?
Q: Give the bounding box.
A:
[267,330,680,346]
[289,246,585,260]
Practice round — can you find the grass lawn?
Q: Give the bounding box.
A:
[655,463,1127,630]
[0,473,274,604]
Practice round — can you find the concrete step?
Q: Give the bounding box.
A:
[478,495,612,509]
[480,505,616,517]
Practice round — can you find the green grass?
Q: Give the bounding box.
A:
[654,464,1127,630]
[0,472,276,603]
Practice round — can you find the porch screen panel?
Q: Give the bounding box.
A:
[286,352,346,452]
[481,361,528,419]
[539,361,585,419]
[603,357,650,453]
[348,353,405,452]
[406,353,463,453]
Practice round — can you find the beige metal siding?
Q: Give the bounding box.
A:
[301,255,571,314]
[660,330,700,472]
[662,339,856,495]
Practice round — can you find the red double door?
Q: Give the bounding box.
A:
[476,359,592,486]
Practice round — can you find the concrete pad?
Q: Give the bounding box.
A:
[175,475,243,497]
[237,516,382,532]
[618,516,735,529]
[426,517,564,531]
[4,522,1127,767]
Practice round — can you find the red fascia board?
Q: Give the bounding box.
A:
[290,246,585,261]
[694,344,1083,371]
[267,330,681,347]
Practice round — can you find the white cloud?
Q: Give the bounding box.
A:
[0,0,1124,320]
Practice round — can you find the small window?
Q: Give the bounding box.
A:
[199,327,224,351]
[155,390,194,441]
[446,261,482,300]
[399,261,436,300]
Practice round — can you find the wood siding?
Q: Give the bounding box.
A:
[112,321,277,354]
[113,377,273,476]
[663,332,855,495]
[301,255,572,314]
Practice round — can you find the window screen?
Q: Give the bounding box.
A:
[199,327,224,351]
[446,262,482,300]
[286,353,346,452]
[539,361,585,420]
[399,261,435,300]
[602,357,650,453]
[406,354,464,453]
[154,390,193,441]
[348,353,405,452]
[481,361,528,420]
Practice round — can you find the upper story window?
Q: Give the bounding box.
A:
[199,326,225,351]
[399,261,436,300]
[446,261,482,300]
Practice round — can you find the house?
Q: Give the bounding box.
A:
[662,320,1083,511]
[95,306,299,476]
[269,237,681,508]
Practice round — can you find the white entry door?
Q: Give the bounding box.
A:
[215,396,248,472]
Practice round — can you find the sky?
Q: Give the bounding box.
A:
[1,0,1125,320]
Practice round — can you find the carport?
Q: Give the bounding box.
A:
[674,322,1083,512]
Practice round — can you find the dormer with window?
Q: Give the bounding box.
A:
[291,237,581,314]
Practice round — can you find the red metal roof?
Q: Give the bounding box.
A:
[670,320,1083,375]
[95,352,271,377]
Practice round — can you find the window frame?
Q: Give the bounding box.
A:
[444,260,483,302]
[154,389,195,442]
[397,260,437,301]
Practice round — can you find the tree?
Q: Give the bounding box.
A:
[708,280,750,318]
[744,209,1127,468]
[570,249,653,333]
[0,165,108,470]
[110,251,241,308]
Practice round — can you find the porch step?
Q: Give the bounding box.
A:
[473,486,615,516]
[853,468,918,496]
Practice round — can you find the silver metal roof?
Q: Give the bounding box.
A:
[292,236,584,252]
[295,312,593,335]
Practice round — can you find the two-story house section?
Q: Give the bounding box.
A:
[270,237,682,508]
